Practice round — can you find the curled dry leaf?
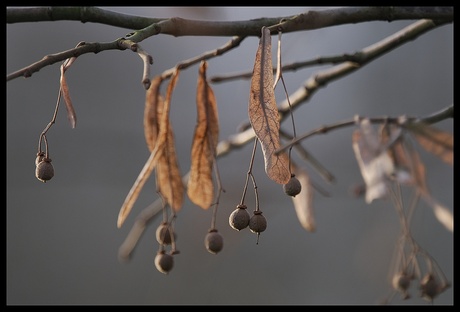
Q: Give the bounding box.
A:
[187,61,219,209]
[248,27,290,185]
[291,163,315,232]
[405,121,453,166]
[117,70,180,228]
[144,75,184,211]
[155,97,184,213]
[144,76,163,151]
[60,62,77,128]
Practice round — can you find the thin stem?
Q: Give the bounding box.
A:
[240,138,258,206]
[38,85,63,158]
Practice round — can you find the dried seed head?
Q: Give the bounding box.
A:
[229,205,250,231]
[392,272,412,299]
[205,229,224,254]
[35,158,54,182]
[420,274,441,302]
[249,211,267,234]
[283,175,301,197]
[156,222,176,245]
[154,251,174,274]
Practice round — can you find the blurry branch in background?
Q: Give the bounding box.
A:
[277,105,454,155]
[6,7,452,82]
[117,19,453,261]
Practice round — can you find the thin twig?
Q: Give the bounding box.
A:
[118,39,154,89]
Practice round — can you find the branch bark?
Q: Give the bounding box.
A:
[6,7,452,82]
[7,7,453,36]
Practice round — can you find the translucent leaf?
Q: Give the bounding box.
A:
[248,27,290,185]
[156,96,184,212]
[291,164,315,232]
[352,119,394,203]
[60,63,77,128]
[405,122,453,166]
[117,70,180,228]
[187,61,219,209]
[144,76,163,152]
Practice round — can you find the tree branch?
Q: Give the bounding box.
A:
[6,7,452,82]
[7,7,453,36]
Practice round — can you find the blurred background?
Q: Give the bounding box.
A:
[7,7,453,305]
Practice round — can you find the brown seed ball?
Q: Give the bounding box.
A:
[154,251,174,274]
[420,274,440,301]
[229,205,250,231]
[35,158,54,182]
[283,175,301,197]
[249,211,267,234]
[205,229,224,254]
[156,222,176,245]
[392,272,411,299]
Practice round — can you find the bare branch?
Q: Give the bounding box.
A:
[7,7,453,36]
[6,39,125,81]
[118,39,154,89]
[6,8,451,83]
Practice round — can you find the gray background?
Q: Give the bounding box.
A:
[7,7,453,305]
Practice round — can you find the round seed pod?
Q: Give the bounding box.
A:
[154,251,174,274]
[35,158,54,182]
[249,211,267,234]
[156,222,176,245]
[283,175,301,197]
[420,274,440,301]
[392,272,411,299]
[229,205,250,231]
[205,229,223,254]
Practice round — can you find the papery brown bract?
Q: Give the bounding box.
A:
[187,61,219,209]
[248,27,290,185]
[60,62,77,128]
[117,70,180,228]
